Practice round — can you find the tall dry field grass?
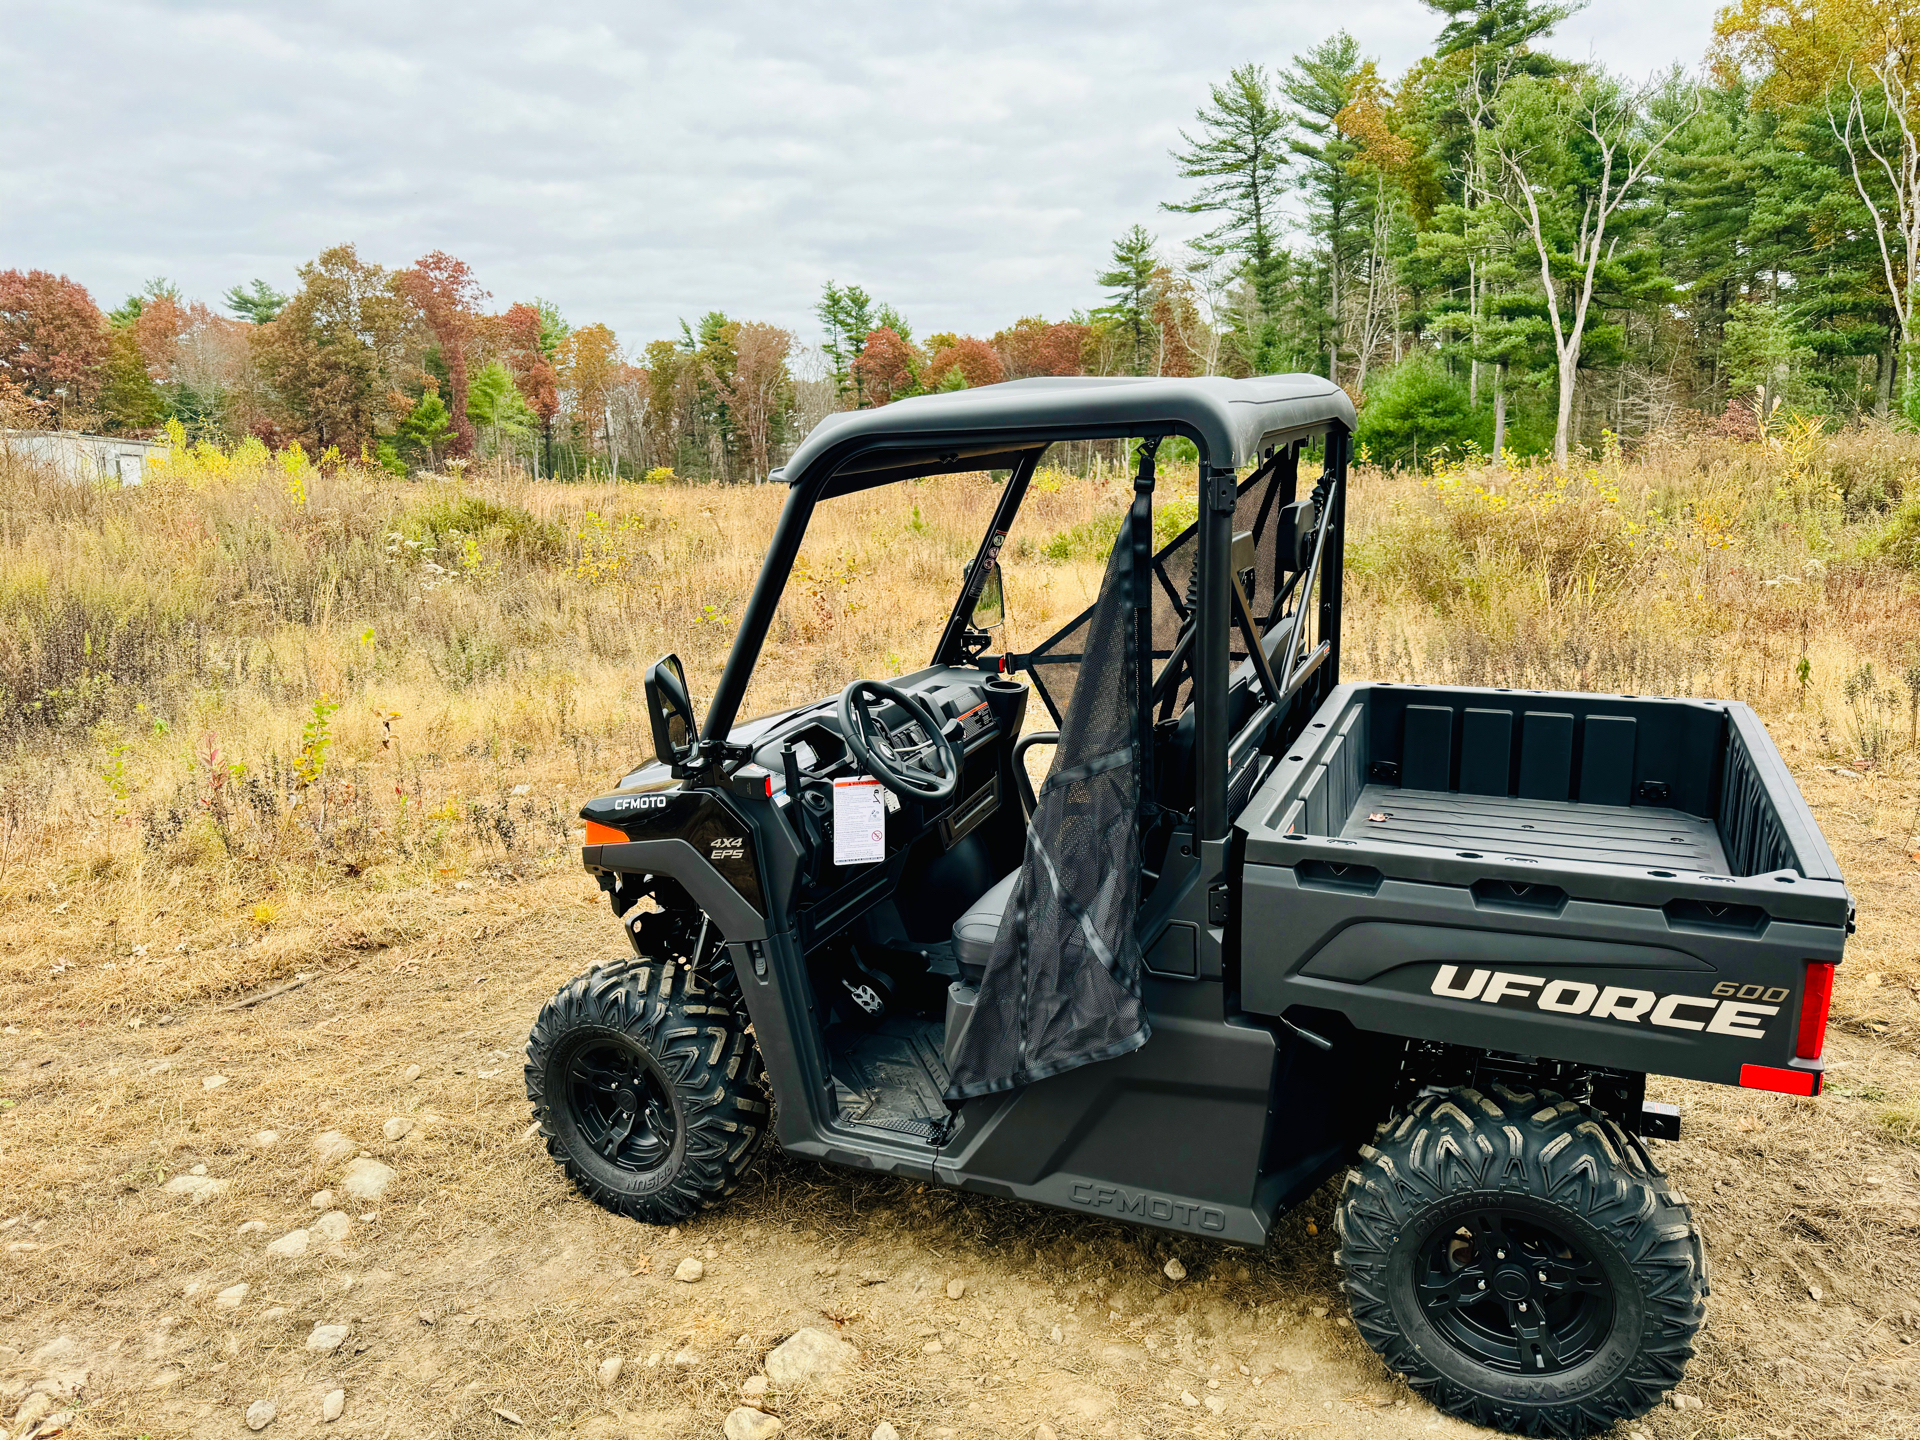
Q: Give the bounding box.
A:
[0,421,1914,1022]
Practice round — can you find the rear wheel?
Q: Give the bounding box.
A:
[1336,1085,1704,1437]
[525,957,769,1223]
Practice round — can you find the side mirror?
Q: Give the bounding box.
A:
[644,654,699,765]
[971,560,1006,630]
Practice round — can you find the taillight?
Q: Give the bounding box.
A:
[584,820,627,846]
[1795,962,1835,1060]
[1740,1063,1819,1097]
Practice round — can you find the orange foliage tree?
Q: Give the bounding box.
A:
[397,252,489,456]
[0,269,108,420]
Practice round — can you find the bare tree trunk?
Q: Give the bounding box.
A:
[1469,257,1480,408]
[1493,362,1507,458]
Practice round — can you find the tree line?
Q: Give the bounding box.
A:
[2,0,1911,479]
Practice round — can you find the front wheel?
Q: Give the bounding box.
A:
[525,958,770,1224]
[1336,1085,1705,1438]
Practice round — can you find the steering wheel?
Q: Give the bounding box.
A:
[837,679,960,804]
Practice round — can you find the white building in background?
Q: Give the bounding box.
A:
[2,429,167,485]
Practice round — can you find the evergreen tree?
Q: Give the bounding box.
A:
[1096,225,1161,374]
[817,281,877,405]
[98,327,164,433]
[1281,32,1371,382]
[1163,64,1290,370]
[223,278,287,324]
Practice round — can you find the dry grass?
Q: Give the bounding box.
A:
[1,422,1916,1439]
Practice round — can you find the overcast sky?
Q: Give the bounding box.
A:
[2,1,1718,349]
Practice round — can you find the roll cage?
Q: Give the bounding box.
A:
[692,374,1358,848]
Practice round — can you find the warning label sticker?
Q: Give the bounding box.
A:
[832,776,887,866]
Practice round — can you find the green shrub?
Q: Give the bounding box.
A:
[1356,358,1476,469]
[403,494,563,561]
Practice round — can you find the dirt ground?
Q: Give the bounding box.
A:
[2,758,1915,1441]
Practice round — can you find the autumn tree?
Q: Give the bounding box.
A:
[1714,0,1917,359]
[710,321,794,479]
[852,327,922,405]
[0,269,108,422]
[397,252,489,456]
[502,301,562,475]
[992,318,1089,378]
[924,335,1006,390]
[252,245,411,455]
[562,322,621,467]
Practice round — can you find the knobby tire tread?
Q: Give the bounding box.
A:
[525,957,770,1225]
[1335,1083,1705,1438]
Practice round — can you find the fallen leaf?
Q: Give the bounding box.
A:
[1367,812,1390,823]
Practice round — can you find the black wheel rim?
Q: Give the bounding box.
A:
[1415,1206,1614,1376]
[563,1034,679,1174]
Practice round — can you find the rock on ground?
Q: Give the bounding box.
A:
[382,1116,413,1141]
[311,1211,352,1243]
[162,1174,229,1204]
[265,1229,310,1259]
[340,1158,397,1201]
[309,1190,334,1209]
[322,1388,345,1423]
[311,1131,356,1168]
[245,1398,276,1431]
[723,1406,782,1440]
[673,1257,703,1283]
[12,1393,57,1434]
[1163,1257,1187,1281]
[872,1424,901,1440]
[764,1327,857,1390]
[595,1356,623,1389]
[945,1278,966,1299]
[305,1323,349,1353]
[214,1283,251,1311]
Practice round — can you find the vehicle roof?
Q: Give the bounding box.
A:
[776,374,1356,494]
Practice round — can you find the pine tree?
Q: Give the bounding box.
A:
[1096,226,1161,374]
[223,279,287,324]
[1282,32,1371,382]
[1163,64,1290,370]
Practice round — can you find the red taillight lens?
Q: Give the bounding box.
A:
[1740,1063,1819,1096]
[584,820,627,846]
[1795,962,1835,1060]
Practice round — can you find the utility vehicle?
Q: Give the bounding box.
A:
[524,376,1850,1436]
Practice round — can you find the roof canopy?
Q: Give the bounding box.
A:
[776,375,1356,496]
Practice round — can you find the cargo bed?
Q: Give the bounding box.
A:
[1233,682,1850,1090]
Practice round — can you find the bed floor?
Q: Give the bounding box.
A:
[1339,783,1732,874]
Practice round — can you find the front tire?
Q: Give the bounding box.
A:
[1336,1085,1704,1437]
[525,958,770,1224]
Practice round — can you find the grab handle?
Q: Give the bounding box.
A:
[1011,730,1060,815]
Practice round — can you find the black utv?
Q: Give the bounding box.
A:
[524,377,1850,1437]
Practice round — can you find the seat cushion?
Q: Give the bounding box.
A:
[951,869,1020,976]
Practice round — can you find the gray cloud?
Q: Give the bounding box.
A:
[1,0,1714,347]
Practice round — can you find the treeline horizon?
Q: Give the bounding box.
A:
[2,0,1913,479]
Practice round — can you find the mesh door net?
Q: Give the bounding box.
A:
[945,495,1152,1102]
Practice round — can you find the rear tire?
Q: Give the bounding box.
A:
[1336,1084,1704,1438]
[525,958,770,1224]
